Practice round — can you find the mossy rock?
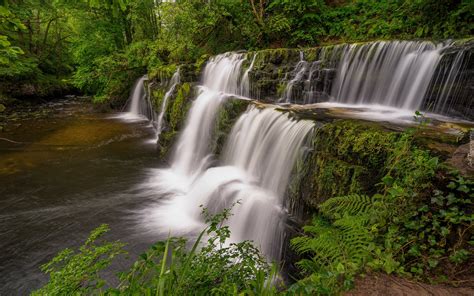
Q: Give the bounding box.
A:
[158,82,194,158]
[148,64,178,82]
[212,99,251,155]
[288,119,403,210]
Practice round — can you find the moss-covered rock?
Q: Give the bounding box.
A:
[212,99,251,155]
[157,82,194,158]
[289,120,407,210]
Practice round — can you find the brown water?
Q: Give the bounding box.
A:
[0,99,164,294]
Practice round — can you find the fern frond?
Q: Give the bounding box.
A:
[320,194,374,218]
[334,215,372,264]
[292,213,374,274]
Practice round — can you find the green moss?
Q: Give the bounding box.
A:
[289,120,408,209]
[159,82,193,158]
[290,119,444,210]
[148,63,177,82]
[302,48,318,62]
[311,156,368,205]
[314,120,398,169]
[151,88,166,110]
[212,99,251,154]
[252,48,300,66]
[276,82,287,97]
[195,54,210,75]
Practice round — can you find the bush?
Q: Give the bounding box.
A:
[33,207,278,296]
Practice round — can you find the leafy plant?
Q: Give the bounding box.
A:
[32,224,125,296]
[393,171,473,280]
[291,113,462,294]
[33,207,278,295]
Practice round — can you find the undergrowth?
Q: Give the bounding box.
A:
[33,113,473,295]
[33,207,278,296]
[289,113,473,294]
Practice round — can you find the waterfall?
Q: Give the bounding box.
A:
[156,69,180,142]
[125,75,151,120]
[425,49,473,118]
[220,107,314,259]
[202,52,247,94]
[281,52,308,103]
[169,53,247,178]
[140,52,313,261]
[241,53,257,98]
[329,41,444,110]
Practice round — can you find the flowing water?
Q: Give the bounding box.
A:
[136,54,314,260]
[0,99,162,294]
[1,39,471,295]
[123,75,154,120]
[156,69,180,142]
[330,41,444,110]
[281,52,309,103]
[268,40,472,120]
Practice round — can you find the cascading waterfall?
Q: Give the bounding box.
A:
[329,41,444,110]
[281,52,308,103]
[141,106,313,260]
[125,75,151,120]
[123,75,160,124]
[139,52,313,261]
[202,53,247,95]
[219,107,314,258]
[136,40,471,268]
[156,69,180,142]
[226,40,471,120]
[241,53,257,98]
[425,49,473,117]
[170,53,248,178]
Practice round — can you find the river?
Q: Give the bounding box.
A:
[0,98,164,294]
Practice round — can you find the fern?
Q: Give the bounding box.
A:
[319,194,374,218]
[291,213,373,276]
[334,215,372,264]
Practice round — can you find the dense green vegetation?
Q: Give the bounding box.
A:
[1,0,472,103]
[33,207,278,296]
[289,121,473,294]
[3,1,472,295]
[33,117,473,295]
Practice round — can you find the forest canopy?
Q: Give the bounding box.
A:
[1,0,473,100]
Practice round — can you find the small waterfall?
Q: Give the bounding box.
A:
[123,75,160,124]
[156,69,180,142]
[126,75,150,119]
[426,49,473,117]
[202,52,247,94]
[281,52,308,103]
[241,53,257,98]
[168,53,247,178]
[304,60,324,104]
[220,107,314,259]
[329,41,444,110]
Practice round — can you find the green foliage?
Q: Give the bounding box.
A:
[291,192,382,294]
[320,194,375,218]
[392,171,473,280]
[32,224,125,296]
[3,0,471,101]
[112,207,276,295]
[0,5,25,66]
[34,207,278,295]
[290,117,471,293]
